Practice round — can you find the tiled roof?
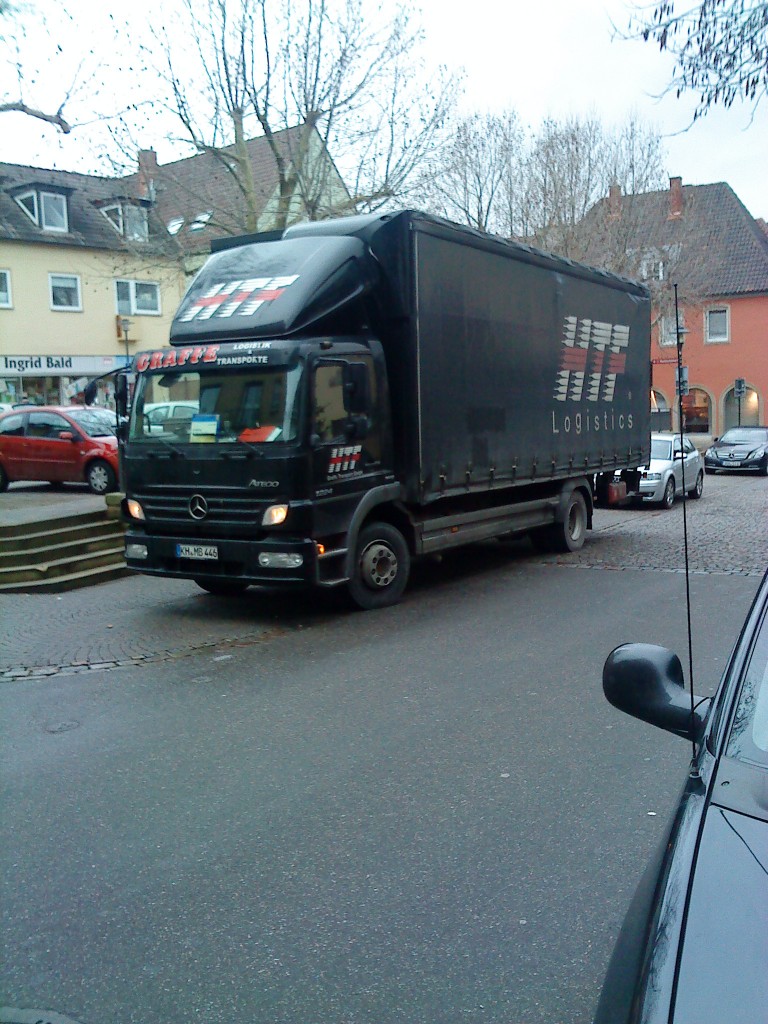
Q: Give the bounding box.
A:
[582,181,768,298]
[0,162,175,255]
[121,127,347,256]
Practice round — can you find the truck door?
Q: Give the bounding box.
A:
[311,358,381,490]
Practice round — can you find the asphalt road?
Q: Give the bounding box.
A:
[1,473,766,1024]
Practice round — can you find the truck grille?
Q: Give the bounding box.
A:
[136,488,266,534]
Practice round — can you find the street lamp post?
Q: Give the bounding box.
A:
[119,317,133,367]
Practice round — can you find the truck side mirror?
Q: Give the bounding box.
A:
[343,363,369,415]
[83,381,98,406]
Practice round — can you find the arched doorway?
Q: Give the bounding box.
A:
[724,385,760,430]
[681,388,711,434]
[650,389,671,430]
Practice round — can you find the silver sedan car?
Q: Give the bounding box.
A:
[637,431,705,508]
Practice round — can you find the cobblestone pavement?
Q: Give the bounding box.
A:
[1,472,765,680]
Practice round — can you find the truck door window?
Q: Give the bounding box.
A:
[313,364,348,443]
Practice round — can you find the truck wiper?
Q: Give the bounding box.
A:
[146,438,187,458]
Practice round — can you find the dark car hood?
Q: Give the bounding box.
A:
[672,806,768,1022]
[711,441,765,456]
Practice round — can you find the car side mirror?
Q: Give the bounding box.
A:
[58,431,77,442]
[603,643,709,741]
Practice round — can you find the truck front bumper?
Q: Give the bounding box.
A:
[124,528,337,588]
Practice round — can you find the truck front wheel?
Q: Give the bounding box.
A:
[348,522,410,610]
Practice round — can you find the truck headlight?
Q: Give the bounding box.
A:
[262,504,288,526]
[126,499,145,520]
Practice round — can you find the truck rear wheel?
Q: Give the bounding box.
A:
[348,522,410,610]
[550,490,588,553]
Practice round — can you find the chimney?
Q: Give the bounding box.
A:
[608,183,622,220]
[137,148,159,200]
[668,176,684,219]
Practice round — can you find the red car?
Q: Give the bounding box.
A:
[0,405,120,494]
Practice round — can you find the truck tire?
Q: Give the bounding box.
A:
[195,579,250,596]
[550,490,588,553]
[348,522,410,610]
[86,459,116,494]
[661,476,675,509]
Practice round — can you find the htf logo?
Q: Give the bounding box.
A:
[553,316,630,403]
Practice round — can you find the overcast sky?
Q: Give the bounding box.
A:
[1,0,765,218]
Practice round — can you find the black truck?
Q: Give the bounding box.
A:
[120,210,650,608]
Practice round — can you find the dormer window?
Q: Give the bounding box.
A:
[14,189,69,232]
[167,216,184,235]
[101,202,148,241]
[189,211,212,231]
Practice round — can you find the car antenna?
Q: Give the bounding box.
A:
[674,283,698,769]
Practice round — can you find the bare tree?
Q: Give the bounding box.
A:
[421,111,523,232]
[626,0,768,118]
[144,0,459,232]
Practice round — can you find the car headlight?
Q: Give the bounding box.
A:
[705,448,713,457]
[645,472,662,481]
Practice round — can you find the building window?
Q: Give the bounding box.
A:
[49,273,82,311]
[0,270,11,308]
[659,314,684,347]
[115,279,161,315]
[101,203,148,241]
[705,306,729,343]
[681,388,711,433]
[14,189,69,232]
[189,211,212,231]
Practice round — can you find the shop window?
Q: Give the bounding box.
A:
[14,188,69,232]
[49,273,82,311]
[705,306,729,343]
[115,279,161,315]
[0,270,11,308]
[681,388,711,433]
[724,385,760,430]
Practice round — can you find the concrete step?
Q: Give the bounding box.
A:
[0,507,129,593]
[0,531,124,569]
[0,519,121,555]
[0,560,132,593]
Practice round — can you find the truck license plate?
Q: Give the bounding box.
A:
[177,544,218,560]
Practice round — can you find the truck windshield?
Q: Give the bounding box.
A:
[129,364,303,445]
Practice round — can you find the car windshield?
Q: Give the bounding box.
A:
[726,605,768,769]
[719,428,768,445]
[651,438,673,461]
[129,364,304,445]
[67,408,117,437]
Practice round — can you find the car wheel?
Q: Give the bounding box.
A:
[689,471,704,499]
[660,476,675,509]
[348,522,410,610]
[86,459,116,494]
[194,579,250,596]
[0,463,8,492]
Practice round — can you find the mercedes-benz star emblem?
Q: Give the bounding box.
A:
[189,494,208,520]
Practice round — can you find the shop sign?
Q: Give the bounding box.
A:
[0,355,120,376]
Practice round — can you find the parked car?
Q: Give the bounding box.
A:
[0,405,120,494]
[704,425,768,475]
[634,431,704,508]
[141,401,199,434]
[595,566,768,1023]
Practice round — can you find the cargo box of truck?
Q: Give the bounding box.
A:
[120,210,651,608]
